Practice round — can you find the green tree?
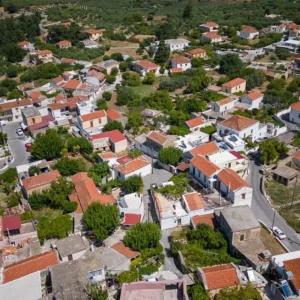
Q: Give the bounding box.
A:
[168,110,189,126]
[6,65,20,78]
[85,284,108,300]
[110,67,119,76]
[119,61,128,72]
[28,165,40,176]
[88,162,109,183]
[144,90,173,111]
[116,87,139,106]
[103,121,124,133]
[168,126,191,136]
[0,168,17,184]
[53,157,86,176]
[4,44,26,63]
[124,223,161,251]
[106,75,116,84]
[30,129,64,160]
[143,72,155,85]
[0,131,7,146]
[126,110,143,135]
[214,285,262,300]
[102,91,112,101]
[124,72,141,87]
[188,284,209,300]
[96,99,108,110]
[154,40,170,64]
[37,215,73,245]
[111,53,123,61]
[83,203,119,241]
[128,149,142,158]
[275,48,291,60]
[124,175,143,193]
[183,4,192,19]
[158,147,183,166]
[259,138,288,164]
[219,53,243,75]
[66,136,93,155]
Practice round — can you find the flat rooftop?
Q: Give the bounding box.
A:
[174,131,209,152]
[119,193,143,209]
[22,106,40,118]
[272,165,299,179]
[208,151,237,165]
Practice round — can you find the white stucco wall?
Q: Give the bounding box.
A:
[290,108,300,124]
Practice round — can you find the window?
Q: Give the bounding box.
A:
[242,193,246,199]
[240,234,245,241]
[228,163,231,168]
[177,218,181,225]
[251,129,253,133]
[90,121,93,127]
[98,118,102,124]
[32,118,35,124]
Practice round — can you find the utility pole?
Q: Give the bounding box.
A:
[271,209,276,230]
[290,175,298,209]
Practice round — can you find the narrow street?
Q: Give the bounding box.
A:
[247,156,300,252]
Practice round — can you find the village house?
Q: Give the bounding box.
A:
[263,70,282,81]
[191,213,216,229]
[89,60,119,74]
[240,91,264,109]
[69,172,116,214]
[134,60,160,76]
[62,79,83,92]
[289,101,300,124]
[89,130,127,153]
[216,168,252,206]
[211,97,235,113]
[61,57,76,64]
[221,78,246,93]
[272,165,299,187]
[21,106,42,127]
[199,21,219,32]
[36,50,53,64]
[184,116,205,131]
[84,28,104,40]
[21,170,61,199]
[18,40,34,51]
[292,151,300,168]
[113,156,151,180]
[82,39,99,49]
[52,235,88,262]
[77,110,108,135]
[185,141,220,162]
[174,131,209,153]
[97,152,118,167]
[185,48,208,59]
[202,32,223,43]
[56,40,72,49]
[164,38,190,52]
[217,115,267,141]
[171,56,191,71]
[0,99,33,122]
[181,192,206,218]
[238,26,259,39]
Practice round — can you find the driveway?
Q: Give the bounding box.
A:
[1,122,31,170]
[247,156,300,251]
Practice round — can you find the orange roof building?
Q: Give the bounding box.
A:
[135,60,159,73]
[202,32,223,42]
[185,48,207,59]
[56,40,72,49]
[182,192,204,212]
[218,115,258,133]
[69,172,116,213]
[185,116,204,129]
[198,263,240,291]
[191,213,216,229]
[190,155,220,179]
[189,141,219,158]
[111,242,140,259]
[79,110,106,122]
[62,79,82,90]
[217,168,251,191]
[221,78,246,93]
[211,97,235,113]
[241,91,264,109]
[3,251,59,283]
[200,21,219,30]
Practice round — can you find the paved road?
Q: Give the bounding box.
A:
[2,123,31,170]
[247,156,300,251]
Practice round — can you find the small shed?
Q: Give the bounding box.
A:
[272,166,299,186]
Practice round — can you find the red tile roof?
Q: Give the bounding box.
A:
[147,131,170,145]
[183,192,204,211]
[136,60,159,70]
[203,32,222,39]
[62,79,82,90]
[217,168,250,191]
[111,242,140,258]
[106,108,122,121]
[56,40,71,46]
[3,251,59,283]
[123,213,142,226]
[18,41,30,47]
[189,141,219,157]
[185,116,204,128]
[0,99,32,111]
[185,48,206,55]
[293,151,300,162]
[169,68,183,73]
[216,97,233,107]
[284,258,300,290]
[172,56,191,64]
[90,129,127,144]
[114,156,150,176]
[52,76,64,85]
[61,57,76,64]
[291,102,300,112]
[98,152,117,159]
[222,78,246,88]
[80,110,106,122]
[219,115,258,131]
[230,151,245,160]
[69,172,115,213]
[37,50,52,55]
[241,25,258,33]
[22,170,61,191]
[192,213,215,228]
[190,155,220,177]
[28,115,54,131]
[201,263,239,290]
[3,216,21,231]
[117,155,132,164]
[246,90,263,101]
[202,22,218,28]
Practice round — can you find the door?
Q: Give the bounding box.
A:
[68,254,73,261]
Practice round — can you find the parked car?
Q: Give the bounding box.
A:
[272,226,286,240]
[16,128,24,136]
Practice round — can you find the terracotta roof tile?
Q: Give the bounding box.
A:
[170,68,183,73]
[136,60,159,69]
[190,155,220,177]
[203,32,222,39]
[98,152,117,159]
[37,50,52,55]
[22,170,61,191]
[172,56,191,64]
[114,156,150,176]
[284,258,300,290]
[106,108,122,121]
[202,22,218,27]
[56,40,71,46]
[123,214,142,226]
[80,110,106,122]
[241,25,258,33]
[28,115,54,131]
[3,251,59,283]
[246,91,263,101]
[0,99,32,111]
[192,213,216,228]
[201,263,239,290]
[111,242,140,258]
[293,151,300,162]
[61,58,76,64]
[189,141,219,157]
[222,78,246,88]
[219,115,258,131]
[291,102,300,112]
[52,76,64,84]
[3,216,21,231]
[62,79,82,90]
[183,192,204,211]
[185,48,206,55]
[185,116,204,128]
[147,131,170,145]
[216,97,233,107]
[90,129,126,143]
[217,168,250,191]
[18,41,29,47]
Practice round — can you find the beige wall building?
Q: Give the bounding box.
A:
[221,78,246,94]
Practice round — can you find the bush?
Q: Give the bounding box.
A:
[96,99,108,110]
[143,72,155,85]
[158,147,183,166]
[103,121,124,133]
[106,75,116,84]
[102,91,112,101]
[28,165,40,176]
[124,175,143,193]
[168,126,191,136]
[53,157,86,176]
[124,223,161,251]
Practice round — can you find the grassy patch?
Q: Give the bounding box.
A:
[265,180,300,205]
[279,204,300,233]
[260,227,287,255]
[128,84,156,98]
[33,208,63,221]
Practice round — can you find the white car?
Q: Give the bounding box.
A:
[16,128,24,136]
[272,226,286,240]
